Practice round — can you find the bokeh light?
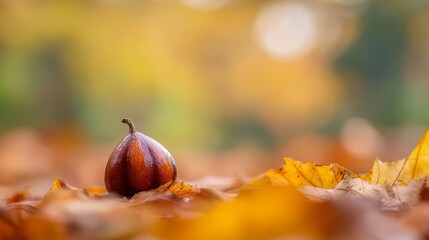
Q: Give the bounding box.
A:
[255,2,317,59]
[341,118,383,160]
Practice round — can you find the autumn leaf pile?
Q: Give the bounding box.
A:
[3,131,429,239]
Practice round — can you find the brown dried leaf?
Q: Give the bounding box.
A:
[155,181,200,198]
[301,177,425,211]
[6,189,29,204]
[402,203,429,238]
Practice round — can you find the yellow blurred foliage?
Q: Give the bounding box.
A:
[153,186,339,240]
[0,1,350,148]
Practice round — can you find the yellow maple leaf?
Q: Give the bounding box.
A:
[366,129,429,185]
[248,158,355,189]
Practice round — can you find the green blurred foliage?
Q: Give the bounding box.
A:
[335,0,429,127]
[0,0,428,151]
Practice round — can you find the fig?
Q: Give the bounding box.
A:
[105,118,177,197]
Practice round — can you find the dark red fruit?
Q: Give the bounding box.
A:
[105,118,177,197]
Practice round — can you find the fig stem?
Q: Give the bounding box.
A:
[121,118,137,133]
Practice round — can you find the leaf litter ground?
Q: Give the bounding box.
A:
[3,130,429,239]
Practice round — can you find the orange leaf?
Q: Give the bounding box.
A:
[83,186,108,196]
[49,179,68,191]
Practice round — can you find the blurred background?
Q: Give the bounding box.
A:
[1,0,429,191]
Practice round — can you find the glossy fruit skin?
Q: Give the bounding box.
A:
[105,130,177,197]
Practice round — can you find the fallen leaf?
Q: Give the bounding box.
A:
[366,129,429,185]
[155,181,200,198]
[419,180,429,201]
[330,197,418,240]
[301,177,425,211]
[5,128,429,240]
[21,216,67,240]
[83,186,108,196]
[0,207,18,239]
[190,176,243,192]
[6,189,28,204]
[49,179,71,191]
[402,203,429,238]
[0,218,16,240]
[247,158,355,189]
